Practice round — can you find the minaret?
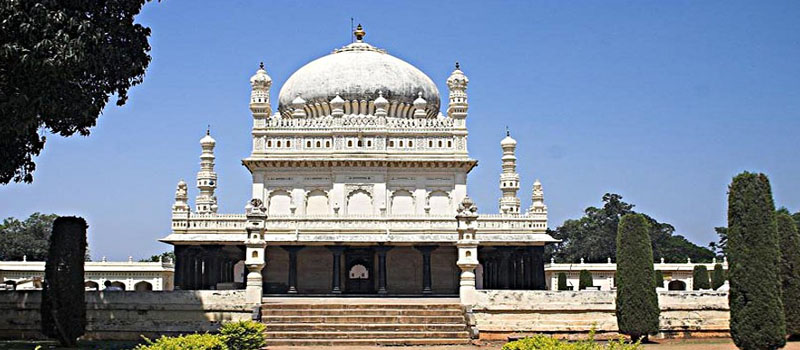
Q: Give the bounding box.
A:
[249,62,272,126]
[196,128,218,214]
[528,179,547,214]
[446,62,469,125]
[498,129,521,214]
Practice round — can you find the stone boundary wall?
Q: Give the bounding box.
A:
[0,290,252,340]
[470,290,729,340]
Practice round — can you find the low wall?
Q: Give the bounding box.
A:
[0,290,252,340]
[470,290,729,340]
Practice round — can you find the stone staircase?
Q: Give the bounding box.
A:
[260,298,471,346]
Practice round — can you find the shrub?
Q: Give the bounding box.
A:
[219,320,267,350]
[134,334,228,350]
[711,264,725,290]
[777,211,800,338]
[41,217,87,347]
[653,270,664,289]
[579,270,593,290]
[502,333,641,350]
[615,214,659,341]
[728,172,785,350]
[557,272,568,291]
[692,265,710,290]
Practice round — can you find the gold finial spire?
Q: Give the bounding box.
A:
[354,24,365,41]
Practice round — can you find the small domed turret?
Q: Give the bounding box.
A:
[250,62,272,88]
[413,92,427,118]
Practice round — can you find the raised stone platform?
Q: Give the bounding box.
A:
[260,297,471,346]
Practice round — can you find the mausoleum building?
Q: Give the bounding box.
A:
[160,26,556,302]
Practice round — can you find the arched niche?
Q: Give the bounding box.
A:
[305,189,329,215]
[391,189,414,215]
[668,280,687,291]
[428,190,451,215]
[268,190,292,215]
[134,281,153,292]
[347,189,372,216]
[84,281,99,291]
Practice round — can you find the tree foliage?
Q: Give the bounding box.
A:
[708,227,728,258]
[140,251,176,263]
[579,270,593,290]
[0,1,154,184]
[0,213,57,260]
[727,172,785,350]
[615,213,660,341]
[692,265,710,290]
[777,210,800,338]
[41,217,87,347]
[711,264,726,291]
[546,193,715,264]
[557,273,568,291]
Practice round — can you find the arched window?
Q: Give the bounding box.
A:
[429,191,450,215]
[325,141,331,148]
[306,141,311,148]
[391,190,414,215]
[348,140,353,147]
[277,141,281,147]
[286,140,291,148]
[268,190,292,215]
[316,141,321,148]
[134,281,153,292]
[347,190,372,215]
[357,140,363,147]
[306,190,329,215]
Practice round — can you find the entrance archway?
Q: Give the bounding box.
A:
[668,280,687,291]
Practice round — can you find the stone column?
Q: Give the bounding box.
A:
[244,199,268,305]
[282,246,305,293]
[327,246,345,294]
[456,196,480,305]
[415,245,437,294]
[375,245,393,294]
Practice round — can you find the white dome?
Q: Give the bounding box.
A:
[277,41,440,117]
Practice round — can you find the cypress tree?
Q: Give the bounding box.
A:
[711,264,726,290]
[654,270,664,289]
[727,172,785,350]
[692,265,711,290]
[777,211,800,338]
[615,213,660,341]
[557,272,568,291]
[579,270,593,290]
[41,217,87,347]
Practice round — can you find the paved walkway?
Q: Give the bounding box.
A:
[262,297,461,305]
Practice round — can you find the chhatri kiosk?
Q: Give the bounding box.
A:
[161,25,556,304]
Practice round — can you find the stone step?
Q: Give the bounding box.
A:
[264,323,467,332]
[262,338,473,346]
[261,303,463,310]
[262,308,465,316]
[261,315,466,324]
[263,330,470,339]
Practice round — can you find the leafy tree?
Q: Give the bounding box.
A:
[615,213,659,341]
[140,251,176,263]
[777,210,800,338]
[557,273,568,291]
[654,270,664,289]
[692,265,710,290]
[41,217,87,347]
[546,193,714,263]
[579,270,593,290]
[0,213,57,260]
[0,1,154,184]
[711,264,726,290]
[708,227,728,258]
[727,172,785,350]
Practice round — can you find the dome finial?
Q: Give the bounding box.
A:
[354,24,366,41]
[207,125,211,136]
[259,61,264,70]
[455,61,460,70]
[506,126,509,137]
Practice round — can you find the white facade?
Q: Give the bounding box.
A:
[0,259,174,292]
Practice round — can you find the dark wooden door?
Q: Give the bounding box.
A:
[345,248,375,294]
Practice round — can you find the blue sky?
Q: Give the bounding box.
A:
[1,1,799,261]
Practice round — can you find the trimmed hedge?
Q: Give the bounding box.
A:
[579,270,593,290]
[711,264,725,290]
[615,214,659,341]
[692,265,710,290]
[557,272,568,291]
[134,321,267,350]
[727,172,785,350]
[777,211,800,338]
[220,320,267,350]
[502,332,641,350]
[654,270,664,289]
[41,217,87,347]
[134,334,227,350]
